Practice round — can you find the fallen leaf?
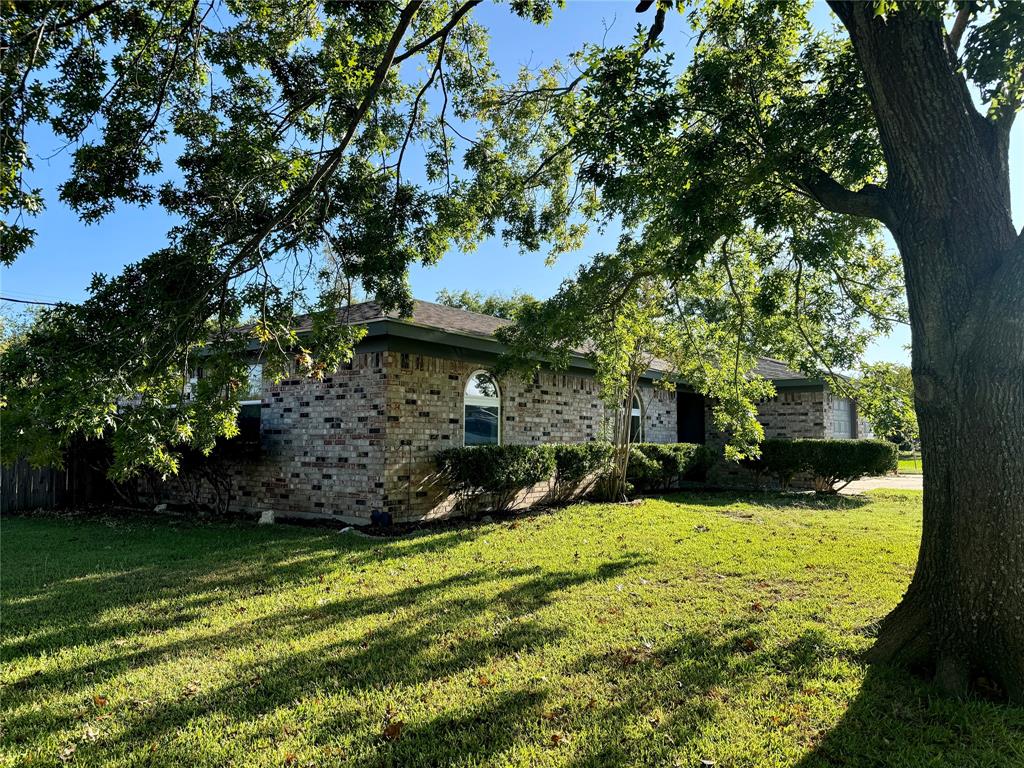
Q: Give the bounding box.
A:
[92,694,108,708]
[751,601,765,613]
[477,674,492,687]
[382,721,404,740]
[550,732,565,746]
[284,752,298,765]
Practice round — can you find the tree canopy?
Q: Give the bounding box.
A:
[435,288,537,320]
[3,0,1023,696]
[1,0,559,475]
[856,361,917,446]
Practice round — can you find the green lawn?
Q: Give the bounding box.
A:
[898,457,923,475]
[3,492,1021,767]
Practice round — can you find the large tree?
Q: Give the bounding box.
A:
[2,0,1021,699]
[480,0,1023,699]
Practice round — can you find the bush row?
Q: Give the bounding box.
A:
[627,443,717,491]
[742,438,897,492]
[436,441,710,510]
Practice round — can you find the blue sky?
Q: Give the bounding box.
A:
[3,1,1021,365]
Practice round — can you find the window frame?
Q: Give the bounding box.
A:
[630,393,644,443]
[463,369,501,447]
[831,396,854,439]
[240,362,263,405]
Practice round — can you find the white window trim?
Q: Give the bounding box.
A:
[242,362,263,405]
[831,396,854,439]
[630,393,644,443]
[463,369,501,447]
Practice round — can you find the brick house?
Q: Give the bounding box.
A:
[166,300,870,523]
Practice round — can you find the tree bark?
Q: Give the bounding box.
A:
[826,2,1024,701]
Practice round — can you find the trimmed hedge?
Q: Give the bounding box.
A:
[436,444,556,506]
[628,443,716,491]
[750,438,897,492]
[551,442,614,486]
[436,441,718,513]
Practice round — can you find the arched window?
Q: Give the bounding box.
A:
[464,370,501,446]
[630,393,644,443]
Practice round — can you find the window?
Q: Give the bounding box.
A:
[242,363,263,403]
[831,397,854,439]
[629,393,644,443]
[464,370,500,446]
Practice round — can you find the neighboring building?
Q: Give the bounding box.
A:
[161,300,870,523]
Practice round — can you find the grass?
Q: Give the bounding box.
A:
[898,457,923,475]
[3,491,1021,767]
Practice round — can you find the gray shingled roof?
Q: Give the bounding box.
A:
[314,299,809,382]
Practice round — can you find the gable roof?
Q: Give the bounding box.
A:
[298,299,815,385]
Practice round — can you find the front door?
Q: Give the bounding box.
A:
[676,391,706,444]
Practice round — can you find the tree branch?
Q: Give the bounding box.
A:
[227,1,422,261]
[393,0,480,65]
[948,3,973,51]
[797,169,891,223]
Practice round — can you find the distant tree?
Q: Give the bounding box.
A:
[499,241,774,499]
[857,362,918,448]
[435,289,537,320]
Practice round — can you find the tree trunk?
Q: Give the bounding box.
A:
[827,2,1024,700]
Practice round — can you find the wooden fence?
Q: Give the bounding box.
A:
[1,456,110,513]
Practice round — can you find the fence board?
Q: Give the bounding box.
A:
[1,454,110,513]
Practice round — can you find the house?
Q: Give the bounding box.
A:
[161,300,870,523]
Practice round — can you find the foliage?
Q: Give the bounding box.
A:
[8,492,1023,767]
[856,362,918,447]
[803,439,898,493]
[474,2,910,396]
[435,289,538,320]
[627,442,714,492]
[755,438,897,493]
[550,441,613,486]
[0,0,558,477]
[436,443,555,511]
[499,261,774,500]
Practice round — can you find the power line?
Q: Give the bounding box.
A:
[0,296,61,306]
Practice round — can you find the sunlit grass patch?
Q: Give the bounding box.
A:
[2,490,1021,767]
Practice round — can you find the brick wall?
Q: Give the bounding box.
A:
[382,352,677,522]
[706,386,827,487]
[146,347,876,519]
[147,349,680,523]
[146,351,389,524]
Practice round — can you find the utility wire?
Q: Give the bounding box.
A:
[0,296,61,305]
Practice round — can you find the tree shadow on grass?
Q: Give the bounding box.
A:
[1,520,492,661]
[656,489,875,512]
[4,530,652,762]
[793,661,1024,768]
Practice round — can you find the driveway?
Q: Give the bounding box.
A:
[841,474,923,494]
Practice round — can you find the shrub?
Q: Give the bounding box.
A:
[759,439,809,490]
[552,442,613,486]
[804,439,897,492]
[626,445,664,492]
[436,444,556,511]
[684,444,718,482]
[756,438,897,492]
[628,443,711,491]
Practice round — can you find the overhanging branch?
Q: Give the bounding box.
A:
[797,169,892,223]
[393,0,480,65]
